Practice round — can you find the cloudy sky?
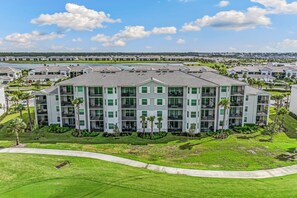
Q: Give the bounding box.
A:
[0,0,297,52]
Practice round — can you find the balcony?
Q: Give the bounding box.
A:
[90,115,104,120]
[202,92,216,97]
[60,89,73,95]
[231,90,244,95]
[202,87,216,97]
[61,101,73,106]
[37,109,48,114]
[89,87,103,97]
[201,104,215,109]
[36,99,47,104]
[230,101,244,106]
[122,116,137,121]
[168,88,183,97]
[122,104,136,108]
[89,103,103,108]
[229,112,243,118]
[168,115,183,120]
[258,100,269,104]
[168,104,183,108]
[201,115,215,121]
[121,92,136,97]
[257,111,268,116]
[62,112,75,117]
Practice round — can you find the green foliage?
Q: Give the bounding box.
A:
[233,124,259,134]
[48,124,71,134]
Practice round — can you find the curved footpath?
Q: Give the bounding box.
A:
[1,148,297,179]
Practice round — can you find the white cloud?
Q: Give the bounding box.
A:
[4,31,64,43]
[31,3,121,31]
[251,0,297,14]
[176,38,186,44]
[181,7,271,31]
[218,1,230,7]
[276,38,297,51]
[91,25,177,47]
[151,27,177,34]
[165,36,173,40]
[72,37,82,42]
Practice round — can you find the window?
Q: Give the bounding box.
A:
[77,86,84,92]
[220,109,225,115]
[221,86,227,92]
[78,98,84,103]
[108,100,113,106]
[115,111,117,117]
[157,111,162,117]
[157,87,163,93]
[244,117,247,122]
[191,99,197,106]
[245,106,248,112]
[107,88,113,94]
[57,117,60,122]
[187,111,189,118]
[191,112,196,118]
[55,95,59,101]
[141,87,148,93]
[192,88,197,94]
[115,99,117,106]
[108,112,114,118]
[108,123,114,129]
[187,100,189,106]
[157,99,163,105]
[80,120,85,126]
[219,121,224,126]
[142,111,147,117]
[79,109,84,115]
[56,106,59,112]
[190,123,196,129]
[142,99,148,105]
[246,96,249,101]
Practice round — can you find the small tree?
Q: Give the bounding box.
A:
[72,98,83,137]
[15,104,25,119]
[187,124,196,139]
[147,116,156,140]
[7,118,27,146]
[219,98,230,134]
[264,122,279,142]
[157,116,163,133]
[113,124,121,137]
[278,107,288,130]
[140,115,147,137]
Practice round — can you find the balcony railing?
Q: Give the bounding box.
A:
[89,104,103,108]
[229,113,243,118]
[168,92,183,97]
[36,99,47,104]
[231,90,244,95]
[122,116,137,121]
[122,104,136,108]
[168,104,183,108]
[201,104,215,109]
[168,115,183,120]
[89,93,103,97]
[202,92,216,97]
[37,110,48,114]
[230,101,244,106]
[121,92,136,97]
[90,116,104,120]
[61,101,73,106]
[258,100,269,104]
[60,90,73,95]
[201,116,215,121]
[62,113,75,117]
[257,111,268,116]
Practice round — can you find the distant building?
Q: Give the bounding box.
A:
[0,67,22,84]
[290,85,297,115]
[0,87,6,116]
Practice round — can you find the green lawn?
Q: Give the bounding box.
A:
[3,60,186,64]
[0,107,34,124]
[1,154,297,198]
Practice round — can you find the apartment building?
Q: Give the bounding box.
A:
[0,67,22,84]
[34,70,270,133]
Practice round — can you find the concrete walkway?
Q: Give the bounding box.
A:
[1,148,297,179]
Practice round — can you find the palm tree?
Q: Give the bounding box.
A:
[7,118,27,146]
[147,116,156,140]
[219,98,230,134]
[22,92,34,130]
[15,104,25,119]
[72,98,83,136]
[140,115,147,137]
[278,107,288,129]
[157,116,163,133]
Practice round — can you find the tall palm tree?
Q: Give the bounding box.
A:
[157,116,163,133]
[147,116,156,140]
[140,115,147,137]
[278,107,288,129]
[7,118,27,146]
[219,98,230,134]
[22,92,34,130]
[72,98,83,136]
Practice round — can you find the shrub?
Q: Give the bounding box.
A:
[233,124,259,134]
[72,130,100,137]
[137,132,168,140]
[289,112,297,120]
[48,124,71,134]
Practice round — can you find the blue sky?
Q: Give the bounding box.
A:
[0,0,297,52]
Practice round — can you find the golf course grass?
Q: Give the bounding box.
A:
[1,154,297,198]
